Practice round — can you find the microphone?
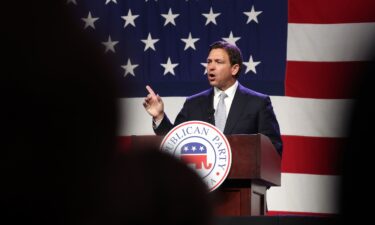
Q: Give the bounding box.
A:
[207,108,215,125]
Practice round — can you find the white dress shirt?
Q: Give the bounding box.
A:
[213,81,238,117]
[153,81,239,128]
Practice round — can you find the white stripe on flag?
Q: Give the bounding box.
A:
[267,173,341,214]
[287,22,375,62]
[272,96,353,138]
[118,97,353,138]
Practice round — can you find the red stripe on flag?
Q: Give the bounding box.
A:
[288,0,375,23]
[285,61,366,99]
[119,135,345,175]
[117,136,132,152]
[281,135,345,175]
[267,210,335,217]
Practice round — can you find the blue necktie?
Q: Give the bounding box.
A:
[215,92,227,132]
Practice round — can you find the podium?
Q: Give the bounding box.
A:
[127,134,281,216]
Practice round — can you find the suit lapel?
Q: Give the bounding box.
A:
[199,88,215,124]
[224,84,247,134]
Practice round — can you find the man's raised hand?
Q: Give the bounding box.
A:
[143,85,165,121]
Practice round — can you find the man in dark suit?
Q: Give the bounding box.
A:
[143,41,282,155]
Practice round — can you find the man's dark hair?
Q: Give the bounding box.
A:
[209,41,243,77]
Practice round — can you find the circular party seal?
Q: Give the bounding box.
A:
[160,121,232,192]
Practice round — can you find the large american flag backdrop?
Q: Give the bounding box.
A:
[67,0,375,215]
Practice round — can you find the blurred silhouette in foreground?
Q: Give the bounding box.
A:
[104,150,213,225]
[2,2,213,225]
[1,1,118,224]
[341,52,375,223]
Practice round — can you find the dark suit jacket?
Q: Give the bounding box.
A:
[154,83,283,155]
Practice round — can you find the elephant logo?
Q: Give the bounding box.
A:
[180,142,212,170]
[159,121,232,192]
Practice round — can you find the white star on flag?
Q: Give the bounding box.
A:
[201,62,208,74]
[243,55,261,74]
[121,59,139,77]
[161,8,179,26]
[161,57,179,76]
[244,5,262,24]
[181,32,199,50]
[121,9,139,28]
[81,12,99,29]
[222,31,241,46]
[105,0,117,4]
[101,36,119,53]
[202,7,221,25]
[141,33,159,51]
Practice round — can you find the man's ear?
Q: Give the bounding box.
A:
[231,64,239,76]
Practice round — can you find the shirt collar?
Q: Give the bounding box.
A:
[214,80,238,98]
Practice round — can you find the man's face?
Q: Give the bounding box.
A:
[206,48,238,91]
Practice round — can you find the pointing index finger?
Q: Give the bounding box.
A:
[146,85,156,96]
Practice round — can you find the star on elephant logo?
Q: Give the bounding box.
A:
[160,121,232,191]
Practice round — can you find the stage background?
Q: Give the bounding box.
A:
[67,0,375,216]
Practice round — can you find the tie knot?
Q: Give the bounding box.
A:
[219,92,227,100]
